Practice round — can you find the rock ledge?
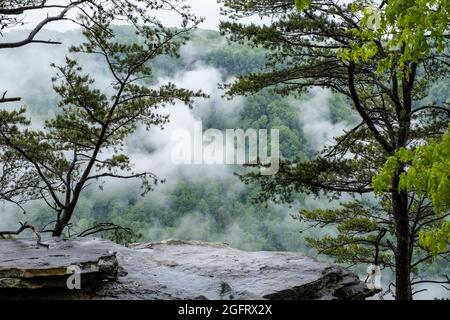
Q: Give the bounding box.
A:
[0,238,376,300]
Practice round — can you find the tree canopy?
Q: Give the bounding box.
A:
[374,125,450,256]
[0,1,205,237]
[220,0,449,300]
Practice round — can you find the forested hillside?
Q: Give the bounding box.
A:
[0,28,355,251]
[0,27,448,297]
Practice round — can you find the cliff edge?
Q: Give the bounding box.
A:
[0,238,376,300]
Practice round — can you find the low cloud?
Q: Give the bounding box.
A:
[294,87,348,152]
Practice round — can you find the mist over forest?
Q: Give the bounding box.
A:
[0,27,357,251]
[0,3,448,301]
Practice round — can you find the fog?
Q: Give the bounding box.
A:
[0,27,340,249]
[295,88,348,152]
[0,26,447,300]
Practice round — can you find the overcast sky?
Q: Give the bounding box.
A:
[10,0,227,32]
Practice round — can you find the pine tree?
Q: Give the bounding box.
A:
[0,5,205,237]
[220,0,449,300]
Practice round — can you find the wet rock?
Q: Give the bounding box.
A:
[0,238,377,300]
[0,238,118,290]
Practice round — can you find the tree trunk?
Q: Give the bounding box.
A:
[392,176,412,300]
[52,223,64,237]
[52,209,73,237]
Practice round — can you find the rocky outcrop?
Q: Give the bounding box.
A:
[0,238,376,300]
[0,237,118,289]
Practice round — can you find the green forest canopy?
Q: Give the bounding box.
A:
[1,27,448,285]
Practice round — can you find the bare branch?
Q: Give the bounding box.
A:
[0,91,21,103]
[0,222,49,248]
[76,222,132,238]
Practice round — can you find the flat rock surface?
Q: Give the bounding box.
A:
[0,238,375,300]
[0,238,118,289]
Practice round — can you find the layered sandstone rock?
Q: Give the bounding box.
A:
[0,238,376,300]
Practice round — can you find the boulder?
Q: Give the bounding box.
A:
[0,238,376,300]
